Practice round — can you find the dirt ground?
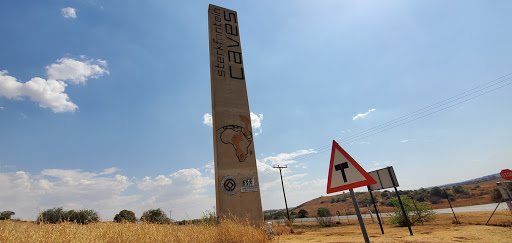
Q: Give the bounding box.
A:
[273,211,512,242]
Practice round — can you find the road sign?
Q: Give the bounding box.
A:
[368,166,399,191]
[500,169,512,181]
[327,140,376,194]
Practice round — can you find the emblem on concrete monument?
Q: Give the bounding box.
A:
[217,115,253,162]
[221,175,238,195]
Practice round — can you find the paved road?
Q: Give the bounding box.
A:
[271,203,509,223]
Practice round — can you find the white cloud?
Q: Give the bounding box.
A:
[262,149,316,166]
[0,72,77,113]
[203,112,264,135]
[400,139,414,143]
[203,113,212,127]
[0,165,217,221]
[46,57,108,84]
[368,160,395,171]
[19,113,27,119]
[0,57,108,113]
[1,152,329,221]
[353,108,376,120]
[0,106,4,110]
[61,7,77,19]
[250,113,263,136]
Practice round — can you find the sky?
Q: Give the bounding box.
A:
[1,0,511,221]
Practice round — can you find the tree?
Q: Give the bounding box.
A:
[429,187,443,197]
[0,211,15,220]
[114,209,137,223]
[317,207,331,217]
[297,209,309,218]
[38,207,66,224]
[390,196,435,227]
[141,208,171,224]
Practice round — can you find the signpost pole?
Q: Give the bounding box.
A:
[368,187,384,234]
[486,202,501,225]
[443,189,460,224]
[394,186,413,236]
[411,199,423,225]
[349,189,370,243]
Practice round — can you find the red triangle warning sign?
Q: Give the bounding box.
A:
[327,140,376,194]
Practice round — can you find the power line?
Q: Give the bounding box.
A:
[291,73,512,161]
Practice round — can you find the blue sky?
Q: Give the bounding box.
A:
[1,0,511,221]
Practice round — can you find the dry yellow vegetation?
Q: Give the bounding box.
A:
[275,211,512,243]
[1,211,510,242]
[0,218,269,243]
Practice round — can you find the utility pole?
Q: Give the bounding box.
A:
[273,165,290,221]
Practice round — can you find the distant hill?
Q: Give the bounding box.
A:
[264,173,504,220]
[438,173,500,188]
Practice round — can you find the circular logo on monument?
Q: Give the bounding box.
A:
[221,176,238,195]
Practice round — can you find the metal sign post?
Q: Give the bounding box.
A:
[368,187,384,234]
[349,189,370,243]
[388,167,413,236]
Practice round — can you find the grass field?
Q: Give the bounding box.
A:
[274,211,512,242]
[0,211,510,242]
[0,218,269,243]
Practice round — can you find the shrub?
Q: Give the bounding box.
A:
[490,188,503,202]
[428,196,442,204]
[452,185,469,195]
[38,207,66,224]
[63,209,100,224]
[0,211,14,220]
[385,200,394,207]
[414,194,425,202]
[316,216,335,227]
[114,209,137,223]
[390,196,436,227]
[317,207,331,217]
[297,209,309,218]
[429,187,443,197]
[141,208,171,224]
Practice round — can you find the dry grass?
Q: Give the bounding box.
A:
[276,211,512,242]
[0,218,269,243]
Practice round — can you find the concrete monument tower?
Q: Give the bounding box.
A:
[207,4,263,226]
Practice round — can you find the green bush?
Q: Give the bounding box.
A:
[390,196,436,227]
[429,187,443,198]
[0,211,14,220]
[70,209,100,224]
[414,194,425,202]
[141,208,171,224]
[297,209,309,218]
[114,209,137,223]
[490,188,503,202]
[38,207,66,223]
[317,207,331,217]
[428,196,442,204]
[452,186,469,195]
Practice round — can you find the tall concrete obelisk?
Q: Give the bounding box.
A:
[208,4,263,226]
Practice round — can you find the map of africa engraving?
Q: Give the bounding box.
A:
[217,115,253,162]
